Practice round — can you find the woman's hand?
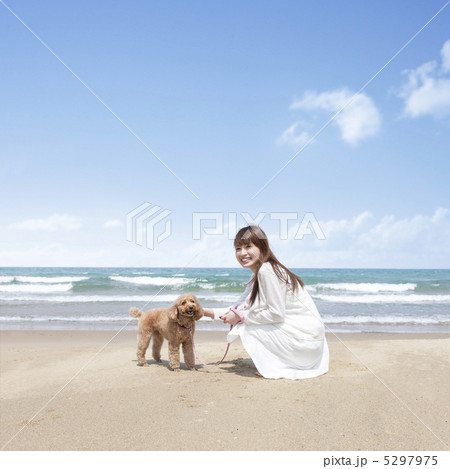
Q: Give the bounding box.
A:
[220,310,241,326]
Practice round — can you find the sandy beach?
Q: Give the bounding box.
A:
[0,330,448,451]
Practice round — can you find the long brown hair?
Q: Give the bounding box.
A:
[234,225,304,306]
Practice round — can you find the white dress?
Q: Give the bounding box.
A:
[214,262,329,380]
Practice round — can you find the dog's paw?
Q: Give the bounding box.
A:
[138,362,149,367]
[172,368,181,372]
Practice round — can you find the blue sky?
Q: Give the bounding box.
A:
[1,0,449,268]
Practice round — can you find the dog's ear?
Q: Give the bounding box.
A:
[193,298,204,321]
[194,307,204,321]
[167,304,178,322]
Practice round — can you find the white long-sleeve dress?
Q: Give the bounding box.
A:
[214,262,329,380]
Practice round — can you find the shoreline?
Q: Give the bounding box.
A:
[1,329,450,343]
[1,330,449,450]
[1,322,448,334]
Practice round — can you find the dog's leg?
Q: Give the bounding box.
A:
[182,340,196,370]
[168,342,181,371]
[136,331,152,367]
[152,331,163,362]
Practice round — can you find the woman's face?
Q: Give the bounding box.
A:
[235,242,261,272]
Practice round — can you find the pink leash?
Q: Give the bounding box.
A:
[191,304,245,367]
[190,326,232,368]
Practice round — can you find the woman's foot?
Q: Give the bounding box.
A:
[251,363,263,376]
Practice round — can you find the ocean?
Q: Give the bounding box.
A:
[0,267,449,333]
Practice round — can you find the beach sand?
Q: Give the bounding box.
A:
[0,330,448,451]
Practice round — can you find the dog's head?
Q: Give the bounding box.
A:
[169,294,203,322]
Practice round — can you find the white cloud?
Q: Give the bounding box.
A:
[276,122,311,147]
[2,209,449,268]
[0,243,110,267]
[397,39,450,119]
[103,219,123,228]
[274,208,450,268]
[440,39,450,73]
[289,88,381,145]
[8,214,82,231]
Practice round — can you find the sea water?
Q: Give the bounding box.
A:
[0,267,449,333]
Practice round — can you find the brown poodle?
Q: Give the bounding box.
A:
[129,294,204,371]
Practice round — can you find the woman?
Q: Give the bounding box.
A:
[203,225,329,380]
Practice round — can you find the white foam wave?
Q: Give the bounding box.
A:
[0,315,133,323]
[313,283,417,293]
[0,283,73,293]
[0,294,179,303]
[198,294,240,303]
[0,276,14,283]
[0,293,240,304]
[322,315,450,325]
[110,276,191,286]
[0,315,219,323]
[314,293,450,304]
[0,315,218,323]
[15,276,89,283]
[1,314,448,326]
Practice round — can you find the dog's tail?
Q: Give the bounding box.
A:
[129,307,143,318]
